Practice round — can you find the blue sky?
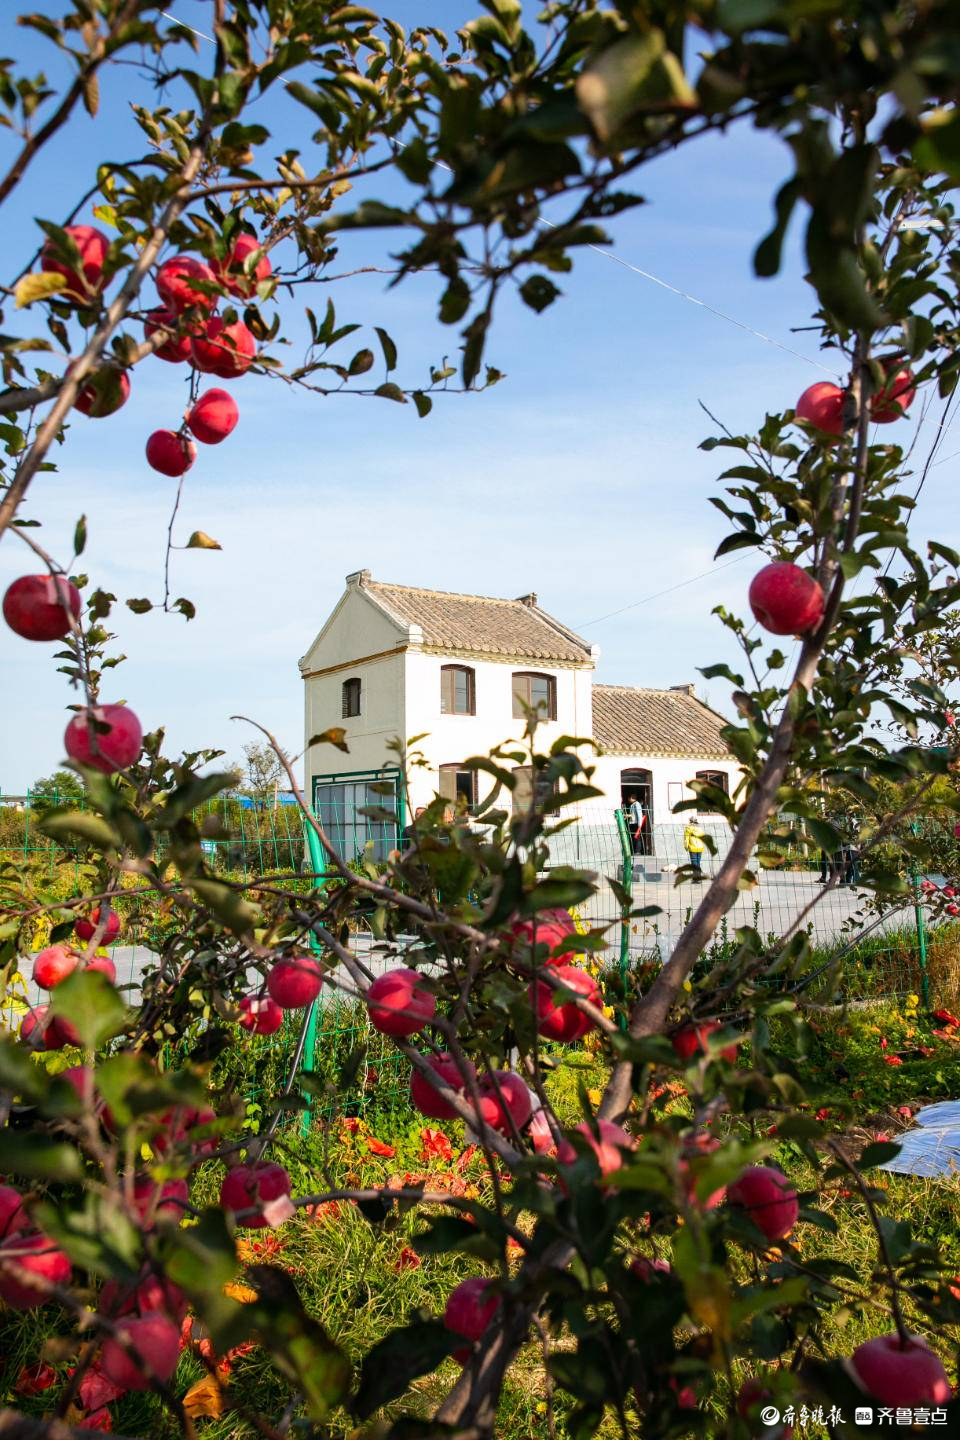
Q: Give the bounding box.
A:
[0,2,955,792]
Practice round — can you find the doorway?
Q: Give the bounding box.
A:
[621,768,654,855]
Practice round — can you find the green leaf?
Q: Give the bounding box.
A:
[158,1207,239,1297]
[14,272,69,308]
[714,531,763,558]
[374,327,397,371]
[73,515,87,557]
[0,1131,82,1181]
[857,1140,902,1170]
[353,1320,456,1419]
[461,313,488,388]
[519,275,561,313]
[575,31,694,142]
[913,110,960,181]
[188,878,259,934]
[246,1266,351,1420]
[412,390,432,418]
[38,809,121,850]
[309,727,349,753]
[374,382,406,402]
[51,970,128,1049]
[126,597,153,614]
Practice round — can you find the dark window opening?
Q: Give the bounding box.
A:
[342,677,361,718]
[441,665,475,716]
[512,671,556,720]
[696,770,728,795]
[439,764,476,808]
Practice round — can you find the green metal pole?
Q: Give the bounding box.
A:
[910,821,930,1007]
[300,794,327,1135]
[614,807,633,1024]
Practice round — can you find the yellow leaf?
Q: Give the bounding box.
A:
[183,1373,226,1419]
[223,1281,258,1304]
[186,531,222,550]
[15,272,69,309]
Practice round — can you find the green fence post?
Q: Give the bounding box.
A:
[614,808,633,1023]
[910,822,930,1007]
[300,801,327,1136]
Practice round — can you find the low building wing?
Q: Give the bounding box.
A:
[593,683,730,759]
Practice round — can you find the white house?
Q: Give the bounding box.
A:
[299,571,740,862]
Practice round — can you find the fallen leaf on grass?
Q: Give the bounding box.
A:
[183,1373,226,1420]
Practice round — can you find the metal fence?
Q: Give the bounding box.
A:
[0,790,938,1125]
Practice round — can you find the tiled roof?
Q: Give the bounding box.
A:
[592,685,731,757]
[362,579,592,663]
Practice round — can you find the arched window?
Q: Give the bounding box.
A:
[342,676,361,718]
[440,664,475,716]
[696,769,728,795]
[512,671,556,720]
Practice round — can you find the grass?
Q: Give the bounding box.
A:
[2,1010,959,1436]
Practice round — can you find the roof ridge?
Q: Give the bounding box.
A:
[368,580,531,608]
[593,683,691,694]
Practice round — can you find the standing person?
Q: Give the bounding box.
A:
[683,815,705,881]
[843,841,861,888]
[627,792,646,855]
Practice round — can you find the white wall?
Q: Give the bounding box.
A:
[302,584,407,797]
[590,751,742,857]
[403,650,594,810]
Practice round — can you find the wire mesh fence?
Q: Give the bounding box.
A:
[0,788,939,1125]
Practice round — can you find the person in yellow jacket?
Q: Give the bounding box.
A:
[683,815,705,881]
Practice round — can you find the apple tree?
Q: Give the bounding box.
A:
[1,2,960,1437]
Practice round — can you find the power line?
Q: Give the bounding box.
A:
[535,216,840,379]
[576,553,750,629]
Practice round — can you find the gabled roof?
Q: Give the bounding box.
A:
[359,575,594,664]
[592,684,731,758]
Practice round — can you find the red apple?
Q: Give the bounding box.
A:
[850,1333,951,1406]
[213,233,272,296]
[20,1004,55,1050]
[239,993,284,1035]
[671,1022,739,1064]
[220,1161,291,1229]
[73,365,130,418]
[728,1165,799,1241]
[187,388,239,445]
[266,954,323,1009]
[478,1071,532,1135]
[156,254,217,313]
[190,315,255,377]
[84,953,118,984]
[367,967,436,1037]
[150,1103,218,1158]
[131,1175,188,1226]
[870,363,916,423]
[65,703,143,774]
[41,224,109,303]
[737,1379,794,1437]
[3,573,81,642]
[100,1313,181,1391]
[58,1064,91,1103]
[530,965,600,1042]
[795,381,845,436]
[144,306,193,363]
[33,943,81,990]
[557,1119,632,1177]
[509,916,576,959]
[0,1186,28,1239]
[410,1053,475,1120]
[629,1256,672,1282]
[443,1276,500,1359]
[100,1270,187,1323]
[75,906,121,944]
[0,1232,71,1309]
[748,563,825,637]
[678,1132,726,1210]
[145,428,197,477]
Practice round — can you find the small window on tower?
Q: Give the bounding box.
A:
[342,677,361,718]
